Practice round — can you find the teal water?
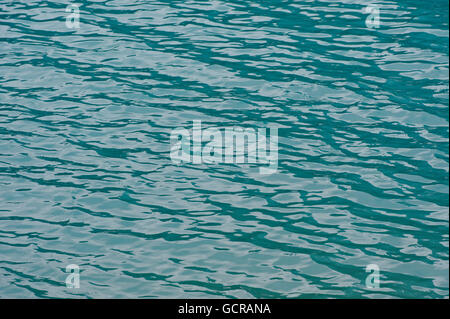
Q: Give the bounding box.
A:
[0,0,448,298]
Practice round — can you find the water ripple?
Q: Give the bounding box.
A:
[0,0,448,298]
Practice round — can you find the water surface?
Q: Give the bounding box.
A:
[0,0,448,298]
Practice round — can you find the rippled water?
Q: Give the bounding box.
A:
[0,0,448,299]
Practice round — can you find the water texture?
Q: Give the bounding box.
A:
[0,0,448,298]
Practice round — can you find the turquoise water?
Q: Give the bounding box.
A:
[0,0,448,298]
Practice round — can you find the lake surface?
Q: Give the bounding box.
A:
[0,0,448,298]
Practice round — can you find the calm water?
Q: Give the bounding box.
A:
[0,0,448,298]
